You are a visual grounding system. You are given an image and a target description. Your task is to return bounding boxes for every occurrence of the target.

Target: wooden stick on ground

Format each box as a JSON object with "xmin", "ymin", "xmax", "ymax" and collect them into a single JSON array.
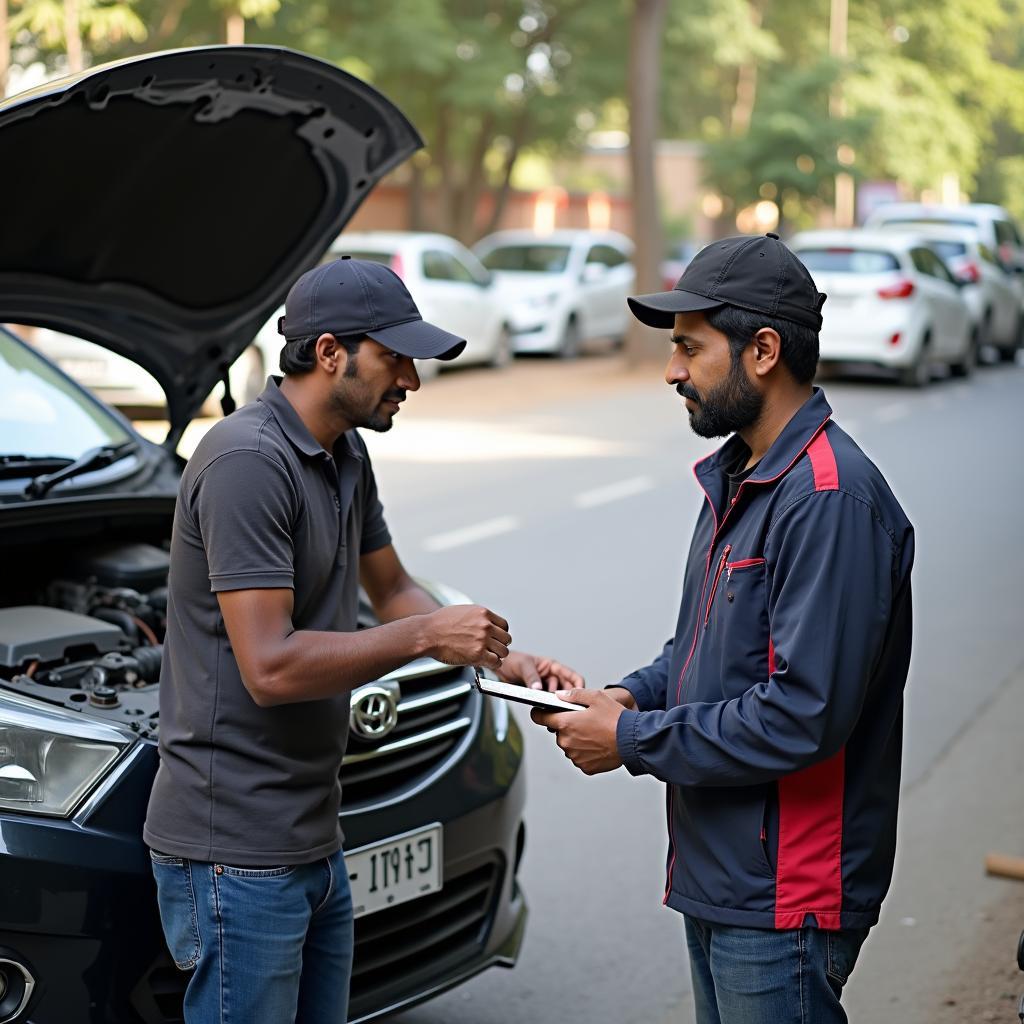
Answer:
[{"xmin": 985, "ymin": 853, "xmax": 1024, "ymax": 881}]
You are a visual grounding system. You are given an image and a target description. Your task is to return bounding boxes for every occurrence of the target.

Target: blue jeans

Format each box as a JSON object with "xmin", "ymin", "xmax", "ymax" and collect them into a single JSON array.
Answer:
[
  {"xmin": 684, "ymin": 916, "xmax": 869, "ymax": 1024},
  {"xmin": 150, "ymin": 848, "xmax": 354, "ymax": 1024}
]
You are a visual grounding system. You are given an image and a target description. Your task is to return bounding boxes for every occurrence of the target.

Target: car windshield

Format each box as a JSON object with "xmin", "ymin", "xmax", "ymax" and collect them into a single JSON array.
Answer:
[
  {"xmin": 796, "ymin": 248, "xmax": 901, "ymax": 273},
  {"xmin": 0, "ymin": 328, "xmax": 132, "ymax": 461},
  {"xmin": 481, "ymin": 245, "xmax": 572, "ymax": 274}
]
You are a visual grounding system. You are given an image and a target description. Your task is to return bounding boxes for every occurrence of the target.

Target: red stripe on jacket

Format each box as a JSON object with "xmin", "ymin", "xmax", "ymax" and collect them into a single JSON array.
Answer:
[
  {"xmin": 769, "ymin": 629, "xmax": 846, "ymax": 930},
  {"xmin": 806, "ymin": 430, "xmax": 839, "ymax": 492}
]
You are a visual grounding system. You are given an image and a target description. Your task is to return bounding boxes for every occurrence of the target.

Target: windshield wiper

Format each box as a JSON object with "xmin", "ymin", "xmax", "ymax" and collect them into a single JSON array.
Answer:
[
  {"xmin": 23, "ymin": 440, "xmax": 139, "ymax": 499},
  {"xmin": 0, "ymin": 453, "xmax": 76, "ymax": 479}
]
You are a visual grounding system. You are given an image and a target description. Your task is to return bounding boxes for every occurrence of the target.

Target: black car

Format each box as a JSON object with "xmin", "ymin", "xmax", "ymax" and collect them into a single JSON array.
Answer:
[{"xmin": 0, "ymin": 47, "xmax": 526, "ymax": 1024}]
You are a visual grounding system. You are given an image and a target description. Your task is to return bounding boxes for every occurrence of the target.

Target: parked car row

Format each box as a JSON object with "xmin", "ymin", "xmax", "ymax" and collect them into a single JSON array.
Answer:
[
  {"xmin": 790, "ymin": 202, "xmax": 1024, "ymax": 386},
  {"xmin": 29, "ymin": 226, "xmax": 638, "ymax": 417}
]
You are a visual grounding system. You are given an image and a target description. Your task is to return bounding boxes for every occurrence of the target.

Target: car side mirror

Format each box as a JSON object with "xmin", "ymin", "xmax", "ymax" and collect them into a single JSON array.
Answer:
[
  {"xmin": 581, "ymin": 262, "xmax": 607, "ymax": 283},
  {"xmin": 478, "ymin": 270, "xmax": 494, "ymax": 287}
]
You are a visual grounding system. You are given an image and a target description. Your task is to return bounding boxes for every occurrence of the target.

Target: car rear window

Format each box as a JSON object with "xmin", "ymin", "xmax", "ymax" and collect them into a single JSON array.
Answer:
[
  {"xmin": 481, "ymin": 245, "xmax": 572, "ymax": 273},
  {"xmin": 796, "ymin": 248, "xmax": 901, "ymax": 273},
  {"xmin": 928, "ymin": 240, "xmax": 968, "ymax": 259}
]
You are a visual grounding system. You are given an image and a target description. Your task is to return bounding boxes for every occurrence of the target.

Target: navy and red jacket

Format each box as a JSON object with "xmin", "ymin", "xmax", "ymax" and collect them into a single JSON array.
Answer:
[{"xmin": 615, "ymin": 388, "xmax": 914, "ymax": 931}]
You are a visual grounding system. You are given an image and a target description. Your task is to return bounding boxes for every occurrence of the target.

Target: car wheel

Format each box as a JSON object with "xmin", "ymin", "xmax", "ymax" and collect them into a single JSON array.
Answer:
[
  {"xmin": 488, "ymin": 325, "xmax": 514, "ymax": 368},
  {"xmin": 557, "ymin": 316, "xmax": 581, "ymax": 359},
  {"xmin": 950, "ymin": 329, "xmax": 977, "ymax": 378},
  {"xmin": 899, "ymin": 333, "xmax": 931, "ymax": 388}
]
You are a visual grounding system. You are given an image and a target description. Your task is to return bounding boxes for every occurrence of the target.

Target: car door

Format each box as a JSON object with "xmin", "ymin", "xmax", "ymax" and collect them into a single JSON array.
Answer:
[
  {"xmin": 911, "ymin": 247, "xmax": 968, "ymax": 357},
  {"xmin": 420, "ymin": 247, "xmax": 491, "ymax": 361},
  {"xmin": 580, "ymin": 244, "xmax": 629, "ymax": 339}
]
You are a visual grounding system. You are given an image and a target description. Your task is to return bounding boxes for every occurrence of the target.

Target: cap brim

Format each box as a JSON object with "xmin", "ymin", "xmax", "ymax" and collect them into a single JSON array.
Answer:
[
  {"xmin": 627, "ymin": 289, "xmax": 723, "ymax": 329},
  {"xmin": 366, "ymin": 318, "xmax": 467, "ymax": 360}
]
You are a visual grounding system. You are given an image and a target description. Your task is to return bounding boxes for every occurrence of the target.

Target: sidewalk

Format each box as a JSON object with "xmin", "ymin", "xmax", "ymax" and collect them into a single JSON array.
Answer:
[{"xmin": 845, "ymin": 662, "xmax": 1024, "ymax": 1022}]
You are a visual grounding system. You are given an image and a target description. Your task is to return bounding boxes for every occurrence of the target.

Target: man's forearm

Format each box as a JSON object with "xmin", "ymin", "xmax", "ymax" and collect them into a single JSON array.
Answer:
[
  {"xmin": 373, "ymin": 580, "xmax": 441, "ymax": 623},
  {"xmin": 250, "ymin": 615, "xmax": 434, "ymax": 707}
]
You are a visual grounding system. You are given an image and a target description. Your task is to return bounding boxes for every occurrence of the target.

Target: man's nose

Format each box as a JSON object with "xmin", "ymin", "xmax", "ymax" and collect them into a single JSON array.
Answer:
[
  {"xmin": 665, "ymin": 353, "xmax": 690, "ymax": 387},
  {"xmin": 398, "ymin": 357, "xmax": 421, "ymax": 391}
]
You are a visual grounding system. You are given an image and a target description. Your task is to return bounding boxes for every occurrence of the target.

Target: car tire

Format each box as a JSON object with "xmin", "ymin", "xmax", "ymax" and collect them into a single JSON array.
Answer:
[
  {"xmin": 557, "ymin": 316, "xmax": 581, "ymax": 359},
  {"xmin": 488, "ymin": 326, "xmax": 514, "ymax": 368},
  {"xmin": 899, "ymin": 333, "xmax": 931, "ymax": 388},
  {"xmin": 949, "ymin": 329, "xmax": 977, "ymax": 378}
]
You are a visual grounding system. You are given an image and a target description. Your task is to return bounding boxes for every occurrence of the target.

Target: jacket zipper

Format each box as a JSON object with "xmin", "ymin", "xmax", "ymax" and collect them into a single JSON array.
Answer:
[{"xmin": 703, "ymin": 544, "xmax": 731, "ymax": 629}]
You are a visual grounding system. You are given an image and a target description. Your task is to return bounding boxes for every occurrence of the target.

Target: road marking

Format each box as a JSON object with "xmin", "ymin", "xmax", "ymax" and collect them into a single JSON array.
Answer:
[
  {"xmin": 423, "ymin": 516, "xmax": 520, "ymax": 552},
  {"xmin": 574, "ymin": 476, "xmax": 655, "ymax": 509},
  {"xmin": 876, "ymin": 402, "xmax": 909, "ymax": 423}
]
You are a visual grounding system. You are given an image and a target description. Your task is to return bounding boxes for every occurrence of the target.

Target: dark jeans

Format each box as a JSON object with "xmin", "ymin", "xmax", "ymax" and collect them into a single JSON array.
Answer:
[
  {"xmin": 684, "ymin": 915, "xmax": 869, "ymax": 1024},
  {"xmin": 150, "ymin": 848, "xmax": 353, "ymax": 1024}
]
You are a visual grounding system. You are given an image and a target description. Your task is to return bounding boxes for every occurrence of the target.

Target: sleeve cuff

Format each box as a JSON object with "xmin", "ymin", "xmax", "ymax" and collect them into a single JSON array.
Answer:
[
  {"xmin": 210, "ymin": 570, "xmax": 294, "ymax": 592},
  {"xmin": 616, "ymin": 709, "xmax": 646, "ymax": 776},
  {"xmin": 360, "ymin": 527, "xmax": 392, "ymax": 555}
]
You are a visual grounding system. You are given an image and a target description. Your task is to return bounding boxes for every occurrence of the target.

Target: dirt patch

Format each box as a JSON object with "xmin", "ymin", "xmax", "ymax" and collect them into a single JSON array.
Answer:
[{"xmin": 929, "ymin": 882, "xmax": 1024, "ymax": 1022}]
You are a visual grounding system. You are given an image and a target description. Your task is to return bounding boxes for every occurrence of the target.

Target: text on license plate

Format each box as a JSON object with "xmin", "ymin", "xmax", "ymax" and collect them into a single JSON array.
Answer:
[{"xmin": 346, "ymin": 824, "xmax": 443, "ymax": 919}]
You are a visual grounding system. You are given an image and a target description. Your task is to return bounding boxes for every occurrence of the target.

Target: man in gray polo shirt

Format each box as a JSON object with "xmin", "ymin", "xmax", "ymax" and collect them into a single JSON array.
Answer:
[{"xmin": 144, "ymin": 257, "xmax": 582, "ymax": 1024}]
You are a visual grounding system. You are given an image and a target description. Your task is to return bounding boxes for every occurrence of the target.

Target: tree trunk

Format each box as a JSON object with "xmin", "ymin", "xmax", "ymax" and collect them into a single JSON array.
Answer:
[
  {"xmin": 729, "ymin": 1, "xmax": 764, "ymax": 136},
  {"xmin": 433, "ymin": 104, "xmax": 455, "ymax": 234},
  {"xmin": 478, "ymin": 109, "xmax": 530, "ymax": 240},
  {"xmin": 626, "ymin": 0, "xmax": 668, "ymax": 364},
  {"xmin": 407, "ymin": 158, "xmax": 426, "ymax": 231},
  {"xmin": 0, "ymin": 0, "xmax": 9, "ymax": 98},
  {"xmin": 65, "ymin": 0, "xmax": 83, "ymax": 73},
  {"xmin": 452, "ymin": 111, "xmax": 498, "ymax": 243},
  {"xmin": 225, "ymin": 10, "xmax": 245, "ymax": 45}
]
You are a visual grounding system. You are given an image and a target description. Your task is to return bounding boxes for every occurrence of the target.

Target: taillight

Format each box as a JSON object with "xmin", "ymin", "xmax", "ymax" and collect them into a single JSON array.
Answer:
[
  {"xmin": 878, "ymin": 279, "xmax": 915, "ymax": 299},
  {"xmin": 888, "ymin": 332, "xmax": 902, "ymax": 346},
  {"xmin": 958, "ymin": 262, "xmax": 981, "ymax": 284},
  {"xmin": 390, "ymin": 252, "xmax": 405, "ymax": 280}
]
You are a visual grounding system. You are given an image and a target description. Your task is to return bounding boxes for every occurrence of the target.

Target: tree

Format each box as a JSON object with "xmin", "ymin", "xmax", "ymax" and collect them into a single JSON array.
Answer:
[
  {"xmin": 626, "ymin": 0, "xmax": 668, "ymax": 362},
  {"xmin": 9, "ymin": 0, "xmax": 146, "ymax": 72}
]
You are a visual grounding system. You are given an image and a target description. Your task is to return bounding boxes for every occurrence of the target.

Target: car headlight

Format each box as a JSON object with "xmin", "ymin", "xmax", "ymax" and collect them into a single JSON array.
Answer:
[
  {"xmin": 525, "ymin": 292, "xmax": 560, "ymax": 310},
  {"xmin": 0, "ymin": 693, "xmax": 130, "ymax": 817}
]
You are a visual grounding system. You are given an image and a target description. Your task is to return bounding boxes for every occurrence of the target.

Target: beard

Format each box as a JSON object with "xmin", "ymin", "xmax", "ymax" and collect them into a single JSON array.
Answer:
[
  {"xmin": 677, "ymin": 357, "xmax": 763, "ymax": 439},
  {"xmin": 329, "ymin": 361, "xmax": 406, "ymax": 433}
]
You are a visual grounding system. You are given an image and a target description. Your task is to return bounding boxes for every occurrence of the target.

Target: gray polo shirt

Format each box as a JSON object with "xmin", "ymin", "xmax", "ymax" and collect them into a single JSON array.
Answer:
[{"xmin": 143, "ymin": 378, "xmax": 391, "ymax": 865}]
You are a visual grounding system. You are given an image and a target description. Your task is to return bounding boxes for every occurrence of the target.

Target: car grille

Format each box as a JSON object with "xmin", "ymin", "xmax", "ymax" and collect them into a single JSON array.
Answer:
[
  {"xmin": 341, "ymin": 661, "xmax": 476, "ymax": 808},
  {"xmin": 349, "ymin": 857, "xmax": 503, "ymax": 1020}
]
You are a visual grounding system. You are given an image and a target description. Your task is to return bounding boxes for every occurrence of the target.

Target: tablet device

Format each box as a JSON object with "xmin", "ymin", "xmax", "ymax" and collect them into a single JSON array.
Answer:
[{"xmin": 472, "ymin": 673, "xmax": 584, "ymax": 713}]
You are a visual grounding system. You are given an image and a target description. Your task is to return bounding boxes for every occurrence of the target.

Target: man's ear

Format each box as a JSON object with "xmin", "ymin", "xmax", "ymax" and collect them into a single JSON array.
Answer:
[
  {"xmin": 750, "ymin": 327, "xmax": 783, "ymax": 378},
  {"xmin": 315, "ymin": 333, "xmax": 341, "ymax": 374}
]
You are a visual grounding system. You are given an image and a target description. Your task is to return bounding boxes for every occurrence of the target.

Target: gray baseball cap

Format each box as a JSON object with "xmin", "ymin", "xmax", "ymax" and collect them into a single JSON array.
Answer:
[{"xmin": 278, "ymin": 256, "xmax": 467, "ymax": 360}]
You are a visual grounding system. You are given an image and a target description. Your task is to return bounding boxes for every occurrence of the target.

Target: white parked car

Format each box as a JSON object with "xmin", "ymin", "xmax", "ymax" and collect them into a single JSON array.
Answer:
[
  {"xmin": 878, "ymin": 224, "xmax": 1022, "ymax": 360},
  {"xmin": 864, "ymin": 202, "xmax": 1024, "ymax": 282},
  {"xmin": 473, "ymin": 229, "xmax": 635, "ymax": 357},
  {"xmin": 322, "ymin": 231, "xmax": 513, "ymax": 370},
  {"xmin": 790, "ymin": 229, "xmax": 974, "ymax": 386}
]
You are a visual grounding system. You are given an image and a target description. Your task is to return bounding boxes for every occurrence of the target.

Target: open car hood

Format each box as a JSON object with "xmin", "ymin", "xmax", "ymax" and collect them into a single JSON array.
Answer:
[{"xmin": 0, "ymin": 46, "xmax": 421, "ymax": 444}]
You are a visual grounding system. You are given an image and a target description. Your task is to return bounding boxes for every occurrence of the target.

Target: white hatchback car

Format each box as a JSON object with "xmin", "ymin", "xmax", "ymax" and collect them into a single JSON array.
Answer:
[
  {"xmin": 323, "ymin": 231, "xmax": 513, "ymax": 371},
  {"xmin": 473, "ymin": 230, "xmax": 635, "ymax": 357},
  {"xmin": 790, "ymin": 229, "xmax": 974, "ymax": 386}
]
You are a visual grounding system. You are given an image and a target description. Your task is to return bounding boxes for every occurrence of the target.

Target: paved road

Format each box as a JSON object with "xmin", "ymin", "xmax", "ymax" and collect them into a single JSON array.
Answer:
[{"xmin": 345, "ymin": 353, "xmax": 1024, "ymax": 1024}]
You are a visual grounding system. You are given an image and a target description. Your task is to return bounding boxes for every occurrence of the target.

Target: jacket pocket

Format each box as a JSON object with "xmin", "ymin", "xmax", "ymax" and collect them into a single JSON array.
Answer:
[{"xmin": 704, "ymin": 557, "xmax": 769, "ymax": 700}]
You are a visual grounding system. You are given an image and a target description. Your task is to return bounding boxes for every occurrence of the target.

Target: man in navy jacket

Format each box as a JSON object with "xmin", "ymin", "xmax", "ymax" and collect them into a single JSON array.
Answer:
[{"xmin": 535, "ymin": 234, "xmax": 914, "ymax": 1023}]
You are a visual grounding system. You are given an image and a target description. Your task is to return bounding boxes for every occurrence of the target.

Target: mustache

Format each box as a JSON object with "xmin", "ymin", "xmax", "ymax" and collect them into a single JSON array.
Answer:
[
  {"xmin": 676, "ymin": 383, "xmax": 701, "ymax": 403},
  {"xmin": 383, "ymin": 389, "xmax": 407, "ymax": 403}
]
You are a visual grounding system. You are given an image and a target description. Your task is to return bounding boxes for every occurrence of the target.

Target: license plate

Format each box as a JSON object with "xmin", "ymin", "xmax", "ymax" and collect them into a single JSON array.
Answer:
[{"xmin": 346, "ymin": 824, "xmax": 443, "ymax": 919}]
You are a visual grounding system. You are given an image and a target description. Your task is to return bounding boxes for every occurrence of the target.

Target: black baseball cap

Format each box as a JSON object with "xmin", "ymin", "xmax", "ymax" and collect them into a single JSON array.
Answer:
[
  {"xmin": 278, "ymin": 256, "xmax": 467, "ymax": 360},
  {"xmin": 628, "ymin": 233, "xmax": 827, "ymax": 331}
]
